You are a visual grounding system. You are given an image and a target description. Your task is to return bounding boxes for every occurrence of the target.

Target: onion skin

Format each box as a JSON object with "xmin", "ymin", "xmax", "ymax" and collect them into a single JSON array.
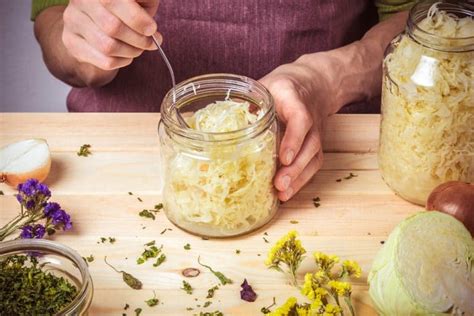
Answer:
[{"xmin": 426, "ymin": 181, "xmax": 474, "ymax": 236}]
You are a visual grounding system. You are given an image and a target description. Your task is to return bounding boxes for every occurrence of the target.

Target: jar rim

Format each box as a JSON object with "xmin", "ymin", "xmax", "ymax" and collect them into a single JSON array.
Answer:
[
  {"xmin": 159, "ymin": 73, "xmax": 276, "ymax": 143},
  {"xmin": 0, "ymin": 239, "xmax": 93, "ymax": 314},
  {"xmin": 407, "ymin": 0, "xmax": 474, "ymax": 52}
]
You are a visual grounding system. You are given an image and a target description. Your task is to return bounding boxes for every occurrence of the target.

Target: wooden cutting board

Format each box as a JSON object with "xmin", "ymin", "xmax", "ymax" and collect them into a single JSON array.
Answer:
[{"xmin": 0, "ymin": 113, "xmax": 423, "ymax": 315}]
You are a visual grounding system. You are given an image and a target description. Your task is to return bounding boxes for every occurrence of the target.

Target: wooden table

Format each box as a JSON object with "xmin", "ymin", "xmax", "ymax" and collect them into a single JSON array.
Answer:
[{"xmin": 0, "ymin": 114, "xmax": 423, "ymax": 315}]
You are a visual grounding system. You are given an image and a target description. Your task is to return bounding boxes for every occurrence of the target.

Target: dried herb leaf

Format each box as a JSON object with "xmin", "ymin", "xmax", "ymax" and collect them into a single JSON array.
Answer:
[
  {"xmin": 85, "ymin": 255, "xmax": 94, "ymax": 262},
  {"xmin": 139, "ymin": 209, "xmax": 155, "ymax": 220},
  {"xmin": 109, "ymin": 237, "xmax": 116, "ymax": 244},
  {"xmin": 235, "ymin": 249, "xmax": 241, "ymax": 254},
  {"xmin": 124, "ymin": 303, "xmax": 130, "ymax": 310},
  {"xmin": 206, "ymin": 285, "xmax": 219, "ymax": 299},
  {"xmin": 145, "ymin": 291, "xmax": 159, "ymax": 307},
  {"xmin": 344, "ymin": 172, "xmax": 358, "ymax": 180},
  {"xmin": 199, "ymin": 311, "xmax": 223, "ymax": 316},
  {"xmin": 290, "ymin": 220, "xmax": 299, "ymax": 224},
  {"xmin": 137, "ymin": 197, "xmax": 143, "ymax": 202},
  {"xmin": 198, "ymin": 257, "xmax": 232, "ymax": 286},
  {"xmin": 263, "ymin": 237, "xmax": 269, "ymax": 243},
  {"xmin": 144, "ymin": 240, "xmax": 156, "ymax": 246},
  {"xmin": 184, "ymin": 243, "xmax": 191, "ymax": 250},
  {"xmin": 203, "ymin": 301, "xmax": 212, "ymax": 308},
  {"xmin": 154, "ymin": 203, "xmax": 163, "ymax": 210},
  {"xmin": 181, "ymin": 280, "xmax": 193, "ymax": 294},
  {"xmin": 160, "ymin": 228, "xmax": 172, "ymax": 235},
  {"xmin": 134, "ymin": 307, "xmax": 142, "ymax": 316},
  {"xmin": 260, "ymin": 297, "xmax": 276, "ymax": 314},
  {"xmin": 77, "ymin": 144, "xmax": 91, "ymax": 157},
  {"xmin": 104, "ymin": 256, "xmax": 142, "ymax": 290},
  {"xmin": 128, "ymin": 192, "xmax": 133, "ymax": 195},
  {"xmin": 0, "ymin": 190, "xmax": 4, "ymax": 195},
  {"xmin": 153, "ymin": 254, "xmax": 166, "ymax": 267}
]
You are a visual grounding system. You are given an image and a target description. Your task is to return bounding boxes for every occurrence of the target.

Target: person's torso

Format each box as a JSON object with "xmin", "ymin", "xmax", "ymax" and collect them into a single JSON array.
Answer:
[{"xmin": 67, "ymin": 0, "xmax": 378, "ymax": 112}]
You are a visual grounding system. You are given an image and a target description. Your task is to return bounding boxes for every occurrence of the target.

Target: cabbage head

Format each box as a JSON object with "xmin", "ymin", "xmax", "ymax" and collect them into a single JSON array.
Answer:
[{"xmin": 368, "ymin": 211, "xmax": 474, "ymax": 315}]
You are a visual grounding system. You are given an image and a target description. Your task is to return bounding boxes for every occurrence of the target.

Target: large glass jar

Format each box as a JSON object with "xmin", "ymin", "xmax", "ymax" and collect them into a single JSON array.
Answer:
[
  {"xmin": 158, "ymin": 74, "xmax": 279, "ymax": 237},
  {"xmin": 379, "ymin": 0, "xmax": 474, "ymax": 205}
]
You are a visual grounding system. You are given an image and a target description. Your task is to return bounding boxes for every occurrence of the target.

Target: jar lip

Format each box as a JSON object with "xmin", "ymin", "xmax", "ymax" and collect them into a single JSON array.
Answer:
[
  {"xmin": 0, "ymin": 239, "xmax": 93, "ymax": 314},
  {"xmin": 160, "ymin": 73, "xmax": 276, "ymax": 143},
  {"xmin": 407, "ymin": 0, "xmax": 474, "ymax": 51}
]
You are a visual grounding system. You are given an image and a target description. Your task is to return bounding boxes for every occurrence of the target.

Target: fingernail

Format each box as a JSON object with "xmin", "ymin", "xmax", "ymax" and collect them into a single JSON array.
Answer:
[
  {"xmin": 145, "ymin": 25, "xmax": 157, "ymax": 36},
  {"xmin": 285, "ymin": 187, "xmax": 294, "ymax": 200},
  {"xmin": 285, "ymin": 150, "xmax": 294, "ymax": 165},
  {"xmin": 281, "ymin": 175, "xmax": 291, "ymax": 190}
]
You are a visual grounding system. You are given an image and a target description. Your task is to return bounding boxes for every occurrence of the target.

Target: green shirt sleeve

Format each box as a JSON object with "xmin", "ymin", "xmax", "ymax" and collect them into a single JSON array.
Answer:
[
  {"xmin": 31, "ymin": 0, "xmax": 69, "ymax": 21},
  {"xmin": 375, "ymin": 0, "xmax": 419, "ymax": 21}
]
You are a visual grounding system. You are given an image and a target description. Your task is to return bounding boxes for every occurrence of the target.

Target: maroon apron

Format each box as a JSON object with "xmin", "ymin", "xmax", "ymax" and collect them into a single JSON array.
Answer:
[{"xmin": 67, "ymin": 0, "xmax": 379, "ymax": 112}]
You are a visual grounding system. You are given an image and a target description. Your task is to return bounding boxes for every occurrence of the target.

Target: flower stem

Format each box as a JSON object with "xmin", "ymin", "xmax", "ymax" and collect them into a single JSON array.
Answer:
[{"xmin": 345, "ymin": 296, "xmax": 356, "ymax": 316}]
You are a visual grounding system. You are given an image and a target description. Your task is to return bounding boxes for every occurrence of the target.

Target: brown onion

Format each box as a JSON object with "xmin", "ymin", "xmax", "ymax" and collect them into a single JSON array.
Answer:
[{"xmin": 426, "ymin": 181, "xmax": 474, "ymax": 236}]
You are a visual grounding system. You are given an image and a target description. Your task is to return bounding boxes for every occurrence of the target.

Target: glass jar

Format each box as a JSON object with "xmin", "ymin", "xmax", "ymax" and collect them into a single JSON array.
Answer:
[
  {"xmin": 158, "ymin": 74, "xmax": 279, "ymax": 237},
  {"xmin": 0, "ymin": 239, "xmax": 93, "ymax": 315},
  {"xmin": 379, "ymin": 0, "xmax": 474, "ymax": 205}
]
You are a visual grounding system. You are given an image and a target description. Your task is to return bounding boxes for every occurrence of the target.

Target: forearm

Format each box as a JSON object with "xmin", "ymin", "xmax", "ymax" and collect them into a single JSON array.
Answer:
[
  {"xmin": 34, "ymin": 6, "xmax": 117, "ymax": 87},
  {"xmin": 296, "ymin": 11, "xmax": 409, "ymax": 115}
]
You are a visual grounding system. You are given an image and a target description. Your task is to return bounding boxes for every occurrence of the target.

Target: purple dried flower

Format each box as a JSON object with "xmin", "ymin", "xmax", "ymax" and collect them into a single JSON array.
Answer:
[
  {"xmin": 20, "ymin": 224, "xmax": 46, "ymax": 239},
  {"xmin": 44, "ymin": 202, "xmax": 61, "ymax": 218},
  {"xmin": 16, "ymin": 179, "xmax": 51, "ymax": 211},
  {"xmin": 240, "ymin": 279, "xmax": 257, "ymax": 302},
  {"xmin": 52, "ymin": 209, "xmax": 73, "ymax": 231}
]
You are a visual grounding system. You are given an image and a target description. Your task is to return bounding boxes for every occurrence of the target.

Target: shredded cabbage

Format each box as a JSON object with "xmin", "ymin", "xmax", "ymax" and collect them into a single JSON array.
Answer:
[
  {"xmin": 379, "ymin": 4, "xmax": 474, "ymax": 205},
  {"xmin": 163, "ymin": 100, "xmax": 277, "ymax": 237}
]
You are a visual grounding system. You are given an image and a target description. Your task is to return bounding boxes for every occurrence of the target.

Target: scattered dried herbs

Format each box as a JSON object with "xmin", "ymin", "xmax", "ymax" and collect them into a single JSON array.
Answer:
[
  {"xmin": 153, "ymin": 254, "xmax": 166, "ymax": 267},
  {"xmin": 137, "ymin": 197, "xmax": 143, "ymax": 202},
  {"xmin": 240, "ymin": 279, "xmax": 257, "ymax": 302},
  {"xmin": 124, "ymin": 303, "xmax": 130, "ymax": 310},
  {"xmin": 344, "ymin": 172, "xmax": 358, "ymax": 180},
  {"xmin": 184, "ymin": 243, "xmax": 191, "ymax": 250},
  {"xmin": 77, "ymin": 144, "xmax": 92, "ymax": 157},
  {"xmin": 104, "ymin": 256, "xmax": 142, "ymax": 290},
  {"xmin": 0, "ymin": 255, "xmax": 78, "ymax": 314},
  {"xmin": 203, "ymin": 301, "xmax": 212, "ymax": 308},
  {"xmin": 181, "ymin": 280, "xmax": 193, "ymax": 294},
  {"xmin": 235, "ymin": 249, "xmax": 241, "ymax": 254},
  {"xmin": 0, "ymin": 190, "xmax": 4, "ymax": 195},
  {"xmin": 138, "ymin": 204, "xmax": 163, "ymax": 220},
  {"xmin": 199, "ymin": 311, "xmax": 223, "ymax": 316},
  {"xmin": 290, "ymin": 220, "xmax": 299, "ymax": 224},
  {"xmin": 380, "ymin": 240, "xmax": 385, "ymax": 244},
  {"xmin": 263, "ymin": 237, "xmax": 269, "ymax": 243},
  {"xmin": 206, "ymin": 285, "xmax": 219, "ymax": 299},
  {"xmin": 260, "ymin": 297, "xmax": 276, "ymax": 314},
  {"xmin": 182, "ymin": 268, "xmax": 200, "ymax": 278},
  {"xmin": 128, "ymin": 192, "xmax": 133, "ymax": 195},
  {"xmin": 313, "ymin": 197, "xmax": 321, "ymax": 207},
  {"xmin": 198, "ymin": 257, "xmax": 232, "ymax": 286},
  {"xmin": 134, "ymin": 307, "xmax": 142, "ymax": 316},
  {"xmin": 336, "ymin": 178, "xmax": 342, "ymax": 182},
  {"xmin": 186, "ymin": 307, "xmax": 194, "ymax": 311},
  {"xmin": 145, "ymin": 291, "xmax": 159, "ymax": 307},
  {"xmin": 98, "ymin": 237, "xmax": 116, "ymax": 244},
  {"xmin": 160, "ymin": 228, "xmax": 172, "ymax": 235},
  {"xmin": 137, "ymin": 243, "xmax": 163, "ymax": 265},
  {"xmin": 139, "ymin": 209, "xmax": 156, "ymax": 220},
  {"xmin": 83, "ymin": 254, "xmax": 94, "ymax": 263}
]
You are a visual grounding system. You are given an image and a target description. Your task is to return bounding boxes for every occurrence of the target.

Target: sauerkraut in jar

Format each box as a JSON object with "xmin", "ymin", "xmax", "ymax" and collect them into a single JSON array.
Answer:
[
  {"xmin": 379, "ymin": 1, "xmax": 474, "ymax": 205},
  {"xmin": 158, "ymin": 74, "xmax": 279, "ymax": 237}
]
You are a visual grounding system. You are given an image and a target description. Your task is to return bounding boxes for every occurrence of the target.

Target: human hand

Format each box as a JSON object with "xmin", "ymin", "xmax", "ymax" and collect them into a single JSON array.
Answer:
[
  {"xmin": 260, "ymin": 58, "xmax": 336, "ymax": 201},
  {"xmin": 62, "ymin": 0, "xmax": 160, "ymax": 72}
]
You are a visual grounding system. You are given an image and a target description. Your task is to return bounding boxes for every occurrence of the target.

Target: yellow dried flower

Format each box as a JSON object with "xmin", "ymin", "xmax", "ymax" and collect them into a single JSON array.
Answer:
[
  {"xmin": 328, "ymin": 280, "xmax": 352, "ymax": 297},
  {"xmin": 302, "ymin": 273, "xmax": 328, "ymax": 301},
  {"xmin": 323, "ymin": 303, "xmax": 342, "ymax": 316},
  {"xmin": 265, "ymin": 230, "xmax": 306, "ymax": 286},
  {"xmin": 313, "ymin": 252, "xmax": 339, "ymax": 271},
  {"xmin": 342, "ymin": 260, "xmax": 361, "ymax": 278},
  {"xmin": 268, "ymin": 297, "xmax": 298, "ymax": 316}
]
